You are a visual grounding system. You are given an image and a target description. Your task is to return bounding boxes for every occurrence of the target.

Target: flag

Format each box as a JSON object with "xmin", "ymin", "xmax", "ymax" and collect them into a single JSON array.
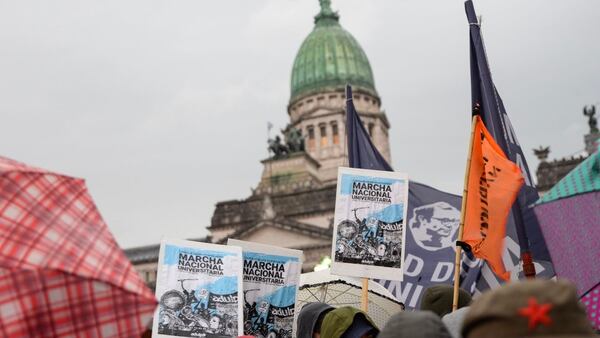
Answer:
[
  {"xmin": 465, "ymin": 1, "xmax": 554, "ymax": 285},
  {"xmin": 462, "ymin": 116, "xmax": 524, "ymax": 281},
  {"xmin": 346, "ymin": 85, "xmax": 392, "ymax": 171},
  {"xmin": 345, "ymin": 85, "xmax": 483, "ymax": 308}
]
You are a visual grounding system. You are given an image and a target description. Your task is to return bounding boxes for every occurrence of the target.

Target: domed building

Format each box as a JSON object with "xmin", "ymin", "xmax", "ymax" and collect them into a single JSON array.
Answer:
[
  {"xmin": 125, "ymin": 0, "xmax": 393, "ymax": 280},
  {"xmin": 207, "ymin": 0, "xmax": 392, "ymax": 269},
  {"xmin": 288, "ymin": 0, "xmax": 391, "ymax": 183}
]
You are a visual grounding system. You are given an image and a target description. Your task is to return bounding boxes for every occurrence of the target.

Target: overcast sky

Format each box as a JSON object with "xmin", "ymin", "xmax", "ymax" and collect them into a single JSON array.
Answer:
[{"xmin": 1, "ymin": 0, "xmax": 598, "ymax": 249}]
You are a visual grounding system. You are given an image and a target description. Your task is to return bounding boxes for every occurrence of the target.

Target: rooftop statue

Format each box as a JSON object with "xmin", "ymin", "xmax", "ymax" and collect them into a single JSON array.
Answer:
[
  {"xmin": 267, "ymin": 127, "xmax": 305, "ymax": 159},
  {"xmin": 267, "ymin": 136, "xmax": 289, "ymax": 159},
  {"xmin": 583, "ymin": 105, "xmax": 598, "ymax": 133},
  {"xmin": 533, "ymin": 146, "xmax": 550, "ymax": 161},
  {"xmin": 285, "ymin": 127, "xmax": 305, "ymax": 153}
]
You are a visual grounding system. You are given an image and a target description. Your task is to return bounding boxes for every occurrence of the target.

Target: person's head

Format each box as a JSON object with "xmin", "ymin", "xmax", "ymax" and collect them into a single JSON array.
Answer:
[
  {"xmin": 339, "ymin": 221, "xmax": 357, "ymax": 239},
  {"xmin": 420, "ymin": 285, "xmax": 472, "ymax": 317},
  {"xmin": 162, "ymin": 294, "xmax": 184, "ymax": 310},
  {"xmin": 379, "ymin": 311, "xmax": 452, "ymax": 338},
  {"xmin": 296, "ymin": 302, "xmax": 334, "ymax": 338},
  {"xmin": 462, "ymin": 279, "xmax": 596, "ymax": 338},
  {"xmin": 410, "ymin": 202, "xmax": 460, "ymax": 250},
  {"xmin": 416, "ymin": 203, "xmax": 458, "ymax": 236},
  {"xmin": 320, "ymin": 306, "xmax": 378, "ymax": 338}
]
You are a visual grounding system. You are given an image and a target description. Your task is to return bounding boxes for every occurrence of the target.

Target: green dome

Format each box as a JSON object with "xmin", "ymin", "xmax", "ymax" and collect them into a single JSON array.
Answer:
[{"xmin": 290, "ymin": 0, "xmax": 378, "ymax": 104}]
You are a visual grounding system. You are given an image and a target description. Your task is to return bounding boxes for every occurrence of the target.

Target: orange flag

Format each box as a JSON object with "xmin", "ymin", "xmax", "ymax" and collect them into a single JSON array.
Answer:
[{"xmin": 463, "ymin": 116, "xmax": 524, "ymax": 281}]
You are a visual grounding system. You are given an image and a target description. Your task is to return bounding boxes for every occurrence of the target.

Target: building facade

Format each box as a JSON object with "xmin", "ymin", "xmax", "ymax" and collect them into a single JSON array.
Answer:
[
  {"xmin": 125, "ymin": 0, "xmax": 392, "ymax": 284},
  {"xmin": 204, "ymin": 0, "xmax": 392, "ymax": 269},
  {"xmin": 534, "ymin": 106, "xmax": 599, "ymax": 194},
  {"xmin": 125, "ymin": 0, "xmax": 600, "ymax": 288}
]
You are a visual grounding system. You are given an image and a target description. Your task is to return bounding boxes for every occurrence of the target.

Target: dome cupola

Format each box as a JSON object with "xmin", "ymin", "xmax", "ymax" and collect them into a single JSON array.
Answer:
[{"xmin": 289, "ymin": 0, "xmax": 378, "ymax": 105}]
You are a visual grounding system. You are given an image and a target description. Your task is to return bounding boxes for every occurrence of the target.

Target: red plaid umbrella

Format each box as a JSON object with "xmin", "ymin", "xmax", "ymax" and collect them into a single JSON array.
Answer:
[{"xmin": 0, "ymin": 156, "xmax": 157, "ymax": 337}]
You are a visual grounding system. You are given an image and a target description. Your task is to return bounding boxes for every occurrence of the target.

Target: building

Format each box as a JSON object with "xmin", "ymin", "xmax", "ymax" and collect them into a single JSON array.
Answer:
[
  {"xmin": 125, "ymin": 0, "xmax": 392, "ymax": 285},
  {"xmin": 125, "ymin": 0, "xmax": 599, "ymax": 288},
  {"xmin": 534, "ymin": 105, "xmax": 599, "ymax": 194}
]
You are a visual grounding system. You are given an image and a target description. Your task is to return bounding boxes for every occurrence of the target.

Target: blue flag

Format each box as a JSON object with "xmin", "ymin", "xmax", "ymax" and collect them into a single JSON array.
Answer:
[
  {"xmin": 465, "ymin": 0, "xmax": 554, "ymax": 288},
  {"xmin": 346, "ymin": 86, "xmax": 393, "ymax": 172},
  {"xmin": 346, "ymin": 85, "xmax": 482, "ymax": 309}
]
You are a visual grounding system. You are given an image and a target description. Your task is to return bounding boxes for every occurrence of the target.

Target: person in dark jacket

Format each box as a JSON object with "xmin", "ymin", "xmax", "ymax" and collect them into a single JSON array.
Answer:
[
  {"xmin": 320, "ymin": 306, "xmax": 378, "ymax": 338},
  {"xmin": 296, "ymin": 302, "xmax": 334, "ymax": 338}
]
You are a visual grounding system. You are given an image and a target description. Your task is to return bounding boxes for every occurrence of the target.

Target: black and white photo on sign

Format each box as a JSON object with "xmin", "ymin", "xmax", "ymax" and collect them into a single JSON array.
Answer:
[
  {"xmin": 331, "ymin": 167, "xmax": 409, "ymax": 281},
  {"xmin": 152, "ymin": 239, "xmax": 244, "ymax": 338}
]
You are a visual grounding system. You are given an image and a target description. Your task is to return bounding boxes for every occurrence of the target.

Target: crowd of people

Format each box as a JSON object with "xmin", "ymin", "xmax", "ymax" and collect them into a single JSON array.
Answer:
[{"xmin": 293, "ymin": 279, "xmax": 598, "ymax": 338}]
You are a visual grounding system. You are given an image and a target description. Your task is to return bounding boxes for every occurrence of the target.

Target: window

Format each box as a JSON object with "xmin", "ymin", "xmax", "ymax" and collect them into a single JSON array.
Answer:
[
  {"xmin": 307, "ymin": 126, "xmax": 315, "ymax": 151},
  {"xmin": 368, "ymin": 123, "xmax": 375, "ymax": 137},
  {"xmin": 331, "ymin": 122, "xmax": 339, "ymax": 145},
  {"xmin": 320, "ymin": 124, "xmax": 328, "ymax": 147}
]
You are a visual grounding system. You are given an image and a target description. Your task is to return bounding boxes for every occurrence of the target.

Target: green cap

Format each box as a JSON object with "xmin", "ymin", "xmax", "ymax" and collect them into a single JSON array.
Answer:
[
  {"xmin": 420, "ymin": 284, "xmax": 472, "ymax": 317},
  {"xmin": 320, "ymin": 306, "xmax": 379, "ymax": 338}
]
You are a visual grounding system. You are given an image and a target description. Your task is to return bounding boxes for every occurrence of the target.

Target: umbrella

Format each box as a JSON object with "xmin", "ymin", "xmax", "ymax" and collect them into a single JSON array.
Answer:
[
  {"xmin": 534, "ymin": 151, "xmax": 600, "ymax": 328},
  {"xmin": 0, "ymin": 156, "xmax": 157, "ymax": 337},
  {"xmin": 296, "ymin": 269, "xmax": 403, "ymax": 329}
]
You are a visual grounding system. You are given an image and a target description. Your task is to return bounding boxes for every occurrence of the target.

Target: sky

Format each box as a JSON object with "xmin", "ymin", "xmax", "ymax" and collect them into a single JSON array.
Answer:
[{"xmin": 1, "ymin": 0, "xmax": 598, "ymax": 249}]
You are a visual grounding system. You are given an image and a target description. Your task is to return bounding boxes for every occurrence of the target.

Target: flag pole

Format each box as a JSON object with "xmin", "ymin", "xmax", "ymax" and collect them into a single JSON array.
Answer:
[
  {"xmin": 453, "ymin": 115, "xmax": 478, "ymax": 311},
  {"xmin": 361, "ymin": 278, "xmax": 369, "ymax": 312}
]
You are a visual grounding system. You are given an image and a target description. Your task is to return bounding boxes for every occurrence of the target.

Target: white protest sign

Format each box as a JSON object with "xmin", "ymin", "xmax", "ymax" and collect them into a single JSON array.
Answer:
[
  {"xmin": 152, "ymin": 239, "xmax": 243, "ymax": 338},
  {"xmin": 331, "ymin": 167, "xmax": 408, "ymax": 281},
  {"xmin": 228, "ymin": 239, "xmax": 302, "ymax": 338}
]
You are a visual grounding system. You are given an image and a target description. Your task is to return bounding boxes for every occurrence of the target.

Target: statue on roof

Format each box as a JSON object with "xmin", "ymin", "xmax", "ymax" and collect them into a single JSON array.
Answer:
[
  {"xmin": 319, "ymin": 0, "xmax": 333, "ymax": 13},
  {"xmin": 583, "ymin": 105, "xmax": 598, "ymax": 133},
  {"xmin": 533, "ymin": 146, "xmax": 550, "ymax": 162},
  {"xmin": 267, "ymin": 136, "xmax": 289, "ymax": 159},
  {"xmin": 285, "ymin": 127, "xmax": 305, "ymax": 153},
  {"xmin": 267, "ymin": 126, "xmax": 305, "ymax": 159},
  {"xmin": 314, "ymin": 0, "xmax": 339, "ymax": 23}
]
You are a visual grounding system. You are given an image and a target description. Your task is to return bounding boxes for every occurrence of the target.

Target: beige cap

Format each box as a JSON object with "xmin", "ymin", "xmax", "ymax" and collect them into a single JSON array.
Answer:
[{"xmin": 462, "ymin": 279, "xmax": 596, "ymax": 338}]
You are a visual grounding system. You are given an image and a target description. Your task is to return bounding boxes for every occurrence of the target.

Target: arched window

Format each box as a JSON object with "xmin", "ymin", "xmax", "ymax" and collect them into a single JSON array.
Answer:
[
  {"xmin": 307, "ymin": 126, "xmax": 315, "ymax": 151},
  {"xmin": 331, "ymin": 122, "xmax": 339, "ymax": 145},
  {"xmin": 319, "ymin": 124, "xmax": 328, "ymax": 147},
  {"xmin": 368, "ymin": 123, "xmax": 375, "ymax": 137}
]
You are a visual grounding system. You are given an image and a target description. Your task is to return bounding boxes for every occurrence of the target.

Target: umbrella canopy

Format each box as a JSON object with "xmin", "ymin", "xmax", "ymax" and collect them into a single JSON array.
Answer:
[
  {"xmin": 296, "ymin": 269, "xmax": 403, "ymax": 329},
  {"xmin": 534, "ymin": 151, "xmax": 600, "ymax": 328},
  {"xmin": 0, "ymin": 156, "xmax": 157, "ymax": 337}
]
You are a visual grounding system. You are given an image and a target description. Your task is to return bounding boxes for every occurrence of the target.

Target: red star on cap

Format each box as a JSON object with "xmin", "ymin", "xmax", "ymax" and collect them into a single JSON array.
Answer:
[{"xmin": 518, "ymin": 297, "xmax": 553, "ymax": 330}]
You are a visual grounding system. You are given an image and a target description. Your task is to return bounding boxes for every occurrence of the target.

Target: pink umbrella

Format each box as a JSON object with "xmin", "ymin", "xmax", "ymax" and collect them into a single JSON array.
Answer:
[
  {"xmin": 0, "ymin": 156, "xmax": 156, "ymax": 337},
  {"xmin": 534, "ymin": 151, "xmax": 600, "ymax": 329}
]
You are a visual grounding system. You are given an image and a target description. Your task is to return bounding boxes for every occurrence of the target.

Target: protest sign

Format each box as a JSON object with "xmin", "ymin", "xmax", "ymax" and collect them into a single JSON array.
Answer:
[
  {"xmin": 152, "ymin": 239, "xmax": 243, "ymax": 338},
  {"xmin": 331, "ymin": 167, "xmax": 409, "ymax": 280},
  {"xmin": 227, "ymin": 239, "xmax": 303, "ymax": 338}
]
